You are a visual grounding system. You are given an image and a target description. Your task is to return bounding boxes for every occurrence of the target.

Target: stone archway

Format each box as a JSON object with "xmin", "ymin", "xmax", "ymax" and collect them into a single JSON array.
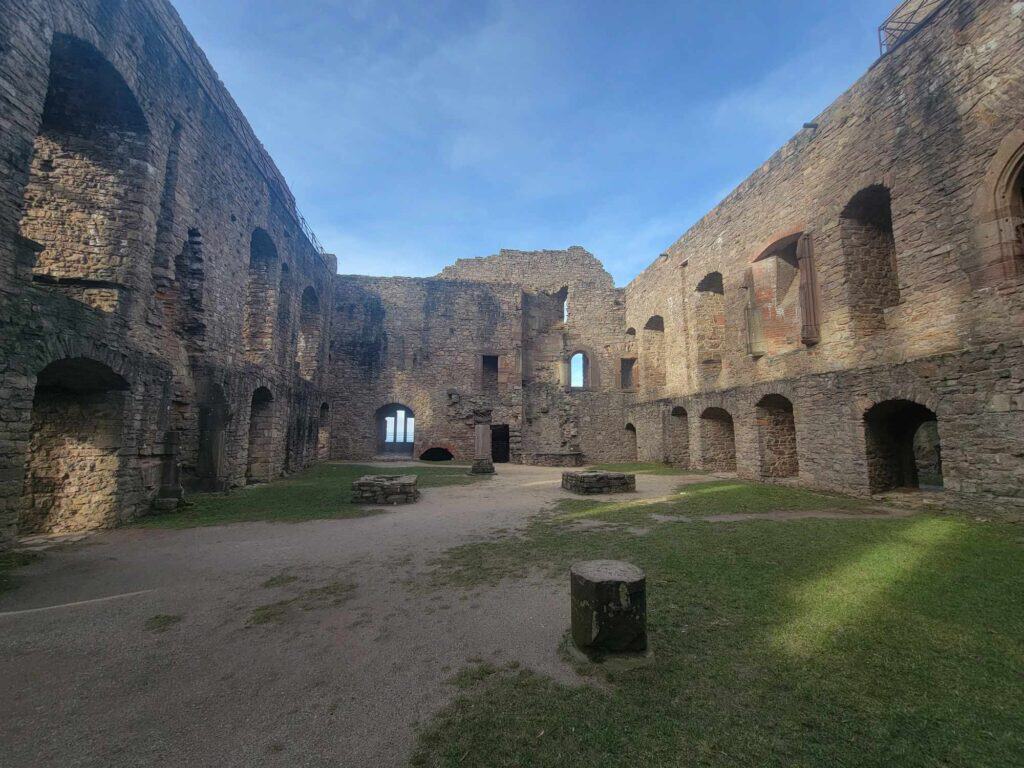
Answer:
[
  {"xmin": 864, "ymin": 400, "xmax": 943, "ymax": 492},
  {"xmin": 21, "ymin": 358, "xmax": 129, "ymax": 534},
  {"xmin": 755, "ymin": 395, "xmax": 798, "ymax": 479},
  {"xmin": 246, "ymin": 387, "xmax": 275, "ymax": 484},
  {"xmin": 700, "ymin": 407, "xmax": 736, "ymax": 472},
  {"xmin": 667, "ymin": 406, "xmax": 690, "ymax": 468}
]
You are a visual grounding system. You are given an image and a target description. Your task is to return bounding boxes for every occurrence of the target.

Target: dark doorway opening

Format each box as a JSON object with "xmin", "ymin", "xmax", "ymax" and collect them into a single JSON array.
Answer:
[
  {"xmin": 864, "ymin": 399, "xmax": 943, "ymax": 492},
  {"xmin": 420, "ymin": 447, "xmax": 454, "ymax": 462},
  {"xmin": 491, "ymin": 424, "xmax": 511, "ymax": 463}
]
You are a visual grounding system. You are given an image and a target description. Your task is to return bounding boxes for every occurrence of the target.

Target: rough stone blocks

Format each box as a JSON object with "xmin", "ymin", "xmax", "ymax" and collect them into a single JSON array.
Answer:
[
  {"xmin": 562, "ymin": 471, "xmax": 636, "ymax": 495},
  {"xmin": 352, "ymin": 475, "xmax": 420, "ymax": 505}
]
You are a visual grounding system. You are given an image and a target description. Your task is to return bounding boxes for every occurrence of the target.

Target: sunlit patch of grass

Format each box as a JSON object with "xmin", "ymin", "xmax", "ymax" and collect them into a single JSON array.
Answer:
[
  {"xmin": 134, "ymin": 463, "xmax": 486, "ymax": 529},
  {"xmin": 414, "ymin": 507, "xmax": 1024, "ymax": 767},
  {"xmin": 775, "ymin": 517, "xmax": 960, "ymax": 656},
  {"xmin": 589, "ymin": 462, "xmax": 696, "ymax": 476}
]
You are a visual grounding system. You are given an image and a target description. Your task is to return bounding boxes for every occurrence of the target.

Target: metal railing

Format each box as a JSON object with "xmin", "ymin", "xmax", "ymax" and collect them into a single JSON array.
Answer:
[{"xmin": 879, "ymin": 0, "xmax": 948, "ymax": 54}]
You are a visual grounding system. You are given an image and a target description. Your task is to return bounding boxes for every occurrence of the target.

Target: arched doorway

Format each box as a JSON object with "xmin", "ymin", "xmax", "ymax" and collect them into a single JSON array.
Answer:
[
  {"xmin": 700, "ymin": 407, "xmax": 736, "ymax": 472},
  {"xmin": 195, "ymin": 385, "xmax": 229, "ymax": 491},
  {"xmin": 317, "ymin": 403, "xmax": 330, "ymax": 460},
  {"xmin": 625, "ymin": 423, "xmax": 638, "ymax": 462},
  {"xmin": 667, "ymin": 406, "xmax": 690, "ymax": 468},
  {"xmin": 296, "ymin": 286, "xmax": 322, "ymax": 380},
  {"xmin": 641, "ymin": 315, "xmax": 666, "ymax": 387},
  {"xmin": 21, "ymin": 358, "xmax": 129, "ymax": 534},
  {"xmin": 864, "ymin": 400, "xmax": 943, "ymax": 492},
  {"xmin": 377, "ymin": 404, "xmax": 415, "ymax": 457},
  {"xmin": 420, "ymin": 447, "xmax": 454, "ymax": 462},
  {"xmin": 756, "ymin": 395, "xmax": 799, "ymax": 478},
  {"xmin": 246, "ymin": 387, "xmax": 274, "ymax": 484}
]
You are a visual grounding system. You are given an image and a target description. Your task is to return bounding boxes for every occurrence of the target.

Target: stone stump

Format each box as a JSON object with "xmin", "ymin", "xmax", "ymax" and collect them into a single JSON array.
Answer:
[
  {"xmin": 570, "ymin": 560, "xmax": 647, "ymax": 655},
  {"xmin": 562, "ymin": 471, "xmax": 636, "ymax": 495},
  {"xmin": 352, "ymin": 475, "xmax": 420, "ymax": 505}
]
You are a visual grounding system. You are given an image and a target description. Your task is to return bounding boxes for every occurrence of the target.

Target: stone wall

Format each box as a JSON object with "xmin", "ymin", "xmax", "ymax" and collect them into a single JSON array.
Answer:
[
  {"xmin": 622, "ymin": 0, "xmax": 1024, "ymax": 513},
  {"xmin": 0, "ymin": 0, "xmax": 335, "ymax": 544}
]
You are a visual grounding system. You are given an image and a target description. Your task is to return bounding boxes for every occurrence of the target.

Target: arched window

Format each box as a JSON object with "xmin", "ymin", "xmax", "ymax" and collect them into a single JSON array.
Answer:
[
  {"xmin": 244, "ymin": 229, "xmax": 279, "ymax": 361},
  {"xmin": 377, "ymin": 404, "xmax": 415, "ymax": 456},
  {"xmin": 970, "ymin": 132, "xmax": 1024, "ymax": 287},
  {"xmin": 569, "ymin": 352, "xmax": 589, "ymax": 389},
  {"xmin": 748, "ymin": 235, "xmax": 802, "ymax": 355},
  {"xmin": 841, "ymin": 186, "xmax": 899, "ymax": 335},
  {"xmin": 20, "ymin": 35, "xmax": 150, "ymax": 312},
  {"xmin": 641, "ymin": 316, "xmax": 666, "ymax": 388},
  {"xmin": 695, "ymin": 273, "xmax": 725, "ymax": 367},
  {"xmin": 296, "ymin": 286, "xmax": 322, "ymax": 380}
]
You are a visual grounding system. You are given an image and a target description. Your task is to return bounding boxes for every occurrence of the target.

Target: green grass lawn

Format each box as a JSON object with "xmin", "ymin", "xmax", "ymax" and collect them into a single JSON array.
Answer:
[
  {"xmin": 134, "ymin": 462, "xmax": 485, "ymax": 529},
  {"xmin": 589, "ymin": 462, "xmax": 697, "ymax": 476},
  {"xmin": 413, "ymin": 485, "xmax": 1024, "ymax": 767}
]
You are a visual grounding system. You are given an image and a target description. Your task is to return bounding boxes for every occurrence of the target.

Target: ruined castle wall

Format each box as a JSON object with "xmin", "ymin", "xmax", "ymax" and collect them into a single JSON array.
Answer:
[
  {"xmin": 624, "ymin": 0, "xmax": 1024, "ymax": 511},
  {"xmin": 0, "ymin": 0, "xmax": 335, "ymax": 543},
  {"xmin": 329, "ymin": 276, "xmax": 524, "ymax": 462},
  {"xmin": 439, "ymin": 248, "xmax": 633, "ymax": 464}
]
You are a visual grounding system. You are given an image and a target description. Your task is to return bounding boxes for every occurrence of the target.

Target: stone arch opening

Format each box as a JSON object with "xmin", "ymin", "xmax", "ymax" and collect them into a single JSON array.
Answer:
[
  {"xmin": 568, "ymin": 352, "xmax": 590, "ymax": 389},
  {"xmin": 755, "ymin": 395, "xmax": 798, "ymax": 479},
  {"xmin": 377, "ymin": 403, "xmax": 415, "ymax": 456},
  {"xmin": 246, "ymin": 387, "xmax": 275, "ymax": 484},
  {"xmin": 864, "ymin": 400, "xmax": 943, "ymax": 493},
  {"xmin": 21, "ymin": 358, "xmax": 130, "ymax": 534},
  {"xmin": 317, "ymin": 402, "xmax": 330, "ymax": 460},
  {"xmin": 244, "ymin": 229, "xmax": 279, "ymax": 361},
  {"xmin": 20, "ymin": 34, "xmax": 151, "ymax": 312},
  {"xmin": 700, "ymin": 407, "xmax": 736, "ymax": 472},
  {"xmin": 624, "ymin": 423, "xmax": 638, "ymax": 462},
  {"xmin": 195, "ymin": 384, "xmax": 229, "ymax": 491},
  {"xmin": 297, "ymin": 286, "xmax": 322, "ymax": 380},
  {"xmin": 420, "ymin": 447, "xmax": 454, "ymax": 462},
  {"xmin": 667, "ymin": 406, "xmax": 690, "ymax": 468},
  {"xmin": 641, "ymin": 315, "xmax": 666, "ymax": 388},
  {"xmin": 841, "ymin": 185, "xmax": 899, "ymax": 334},
  {"xmin": 695, "ymin": 272, "xmax": 725, "ymax": 367}
]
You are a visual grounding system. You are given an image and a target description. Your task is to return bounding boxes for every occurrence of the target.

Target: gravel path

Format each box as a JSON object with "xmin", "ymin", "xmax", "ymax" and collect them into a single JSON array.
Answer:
[{"xmin": 0, "ymin": 464, "xmax": 693, "ymax": 768}]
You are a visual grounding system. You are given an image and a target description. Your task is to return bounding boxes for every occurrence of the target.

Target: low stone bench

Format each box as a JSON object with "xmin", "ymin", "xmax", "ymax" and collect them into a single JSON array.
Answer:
[
  {"xmin": 352, "ymin": 475, "xmax": 420, "ymax": 505},
  {"xmin": 570, "ymin": 560, "xmax": 647, "ymax": 655},
  {"xmin": 562, "ymin": 470, "xmax": 636, "ymax": 495}
]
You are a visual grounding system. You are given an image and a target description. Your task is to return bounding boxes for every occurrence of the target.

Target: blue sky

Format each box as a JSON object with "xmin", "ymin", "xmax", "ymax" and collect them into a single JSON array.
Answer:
[{"xmin": 172, "ymin": 0, "xmax": 897, "ymax": 285}]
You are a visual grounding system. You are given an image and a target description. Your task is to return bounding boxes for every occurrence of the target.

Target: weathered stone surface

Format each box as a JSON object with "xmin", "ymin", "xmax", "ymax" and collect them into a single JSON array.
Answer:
[
  {"xmin": 562, "ymin": 471, "xmax": 636, "ymax": 495},
  {"xmin": 2, "ymin": 0, "xmax": 1024, "ymax": 551},
  {"xmin": 351, "ymin": 475, "xmax": 420, "ymax": 505},
  {"xmin": 570, "ymin": 560, "xmax": 647, "ymax": 655}
]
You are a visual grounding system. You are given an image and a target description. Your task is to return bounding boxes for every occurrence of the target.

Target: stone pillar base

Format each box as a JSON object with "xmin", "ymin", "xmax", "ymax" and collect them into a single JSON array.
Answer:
[
  {"xmin": 470, "ymin": 458, "xmax": 495, "ymax": 475},
  {"xmin": 571, "ymin": 560, "xmax": 647, "ymax": 655}
]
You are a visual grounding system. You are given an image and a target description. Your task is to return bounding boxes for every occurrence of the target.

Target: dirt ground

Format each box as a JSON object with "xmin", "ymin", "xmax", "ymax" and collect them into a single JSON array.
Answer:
[{"xmin": 1, "ymin": 464, "xmax": 706, "ymax": 768}]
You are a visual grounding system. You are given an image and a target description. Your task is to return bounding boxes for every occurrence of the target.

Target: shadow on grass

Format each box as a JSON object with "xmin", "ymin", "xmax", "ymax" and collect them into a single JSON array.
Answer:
[
  {"xmin": 413, "ymin": 487, "xmax": 1024, "ymax": 767},
  {"xmin": 134, "ymin": 462, "xmax": 486, "ymax": 529}
]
